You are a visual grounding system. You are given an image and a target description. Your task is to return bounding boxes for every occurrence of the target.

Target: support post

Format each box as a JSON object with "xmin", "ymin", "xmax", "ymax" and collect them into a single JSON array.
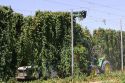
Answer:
[
  {"xmin": 120, "ymin": 19, "xmax": 124, "ymax": 71},
  {"xmin": 71, "ymin": 10, "xmax": 74, "ymax": 77}
]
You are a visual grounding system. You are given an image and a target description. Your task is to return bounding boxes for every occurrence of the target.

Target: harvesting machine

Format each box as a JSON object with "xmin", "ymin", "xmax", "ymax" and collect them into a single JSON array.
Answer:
[{"xmin": 88, "ymin": 45, "xmax": 111, "ymax": 75}]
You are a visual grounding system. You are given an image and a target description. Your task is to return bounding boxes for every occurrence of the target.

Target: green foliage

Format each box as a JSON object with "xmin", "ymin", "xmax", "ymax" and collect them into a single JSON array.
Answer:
[
  {"xmin": 0, "ymin": 6, "xmax": 23, "ymax": 80},
  {"xmin": 1, "ymin": 6, "xmax": 125, "ymax": 82},
  {"xmin": 74, "ymin": 45, "xmax": 88, "ymax": 75},
  {"xmin": 93, "ymin": 28, "xmax": 125, "ymax": 70},
  {"xmin": 0, "ymin": 6, "xmax": 92, "ymax": 81}
]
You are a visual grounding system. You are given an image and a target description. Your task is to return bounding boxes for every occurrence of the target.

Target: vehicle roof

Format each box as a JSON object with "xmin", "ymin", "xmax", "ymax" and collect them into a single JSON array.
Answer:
[{"xmin": 18, "ymin": 66, "xmax": 32, "ymax": 70}]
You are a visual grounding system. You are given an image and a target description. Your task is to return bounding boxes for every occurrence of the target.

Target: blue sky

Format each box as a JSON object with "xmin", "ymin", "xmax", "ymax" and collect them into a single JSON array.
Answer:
[{"xmin": 0, "ymin": 0, "xmax": 125, "ymax": 33}]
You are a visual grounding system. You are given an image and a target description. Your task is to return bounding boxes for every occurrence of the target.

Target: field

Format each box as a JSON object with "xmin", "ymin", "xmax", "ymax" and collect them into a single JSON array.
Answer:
[
  {"xmin": 6, "ymin": 71, "xmax": 125, "ymax": 83},
  {"xmin": 0, "ymin": 6, "xmax": 125, "ymax": 83}
]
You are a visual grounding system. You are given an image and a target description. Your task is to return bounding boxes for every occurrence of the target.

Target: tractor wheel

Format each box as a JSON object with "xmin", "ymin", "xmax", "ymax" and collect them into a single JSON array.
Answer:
[
  {"xmin": 90, "ymin": 65, "xmax": 99, "ymax": 76},
  {"xmin": 101, "ymin": 60, "xmax": 111, "ymax": 74}
]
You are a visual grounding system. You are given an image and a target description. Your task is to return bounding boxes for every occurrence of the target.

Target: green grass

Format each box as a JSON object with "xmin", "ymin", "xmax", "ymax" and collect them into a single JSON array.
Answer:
[{"xmin": 5, "ymin": 71, "xmax": 125, "ymax": 83}]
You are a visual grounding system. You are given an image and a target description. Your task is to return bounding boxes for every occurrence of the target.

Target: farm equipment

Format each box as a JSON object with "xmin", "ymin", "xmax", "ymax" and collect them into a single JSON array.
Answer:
[
  {"xmin": 16, "ymin": 66, "xmax": 39, "ymax": 80},
  {"xmin": 88, "ymin": 45, "xmax": 111, "ymax": 75}
]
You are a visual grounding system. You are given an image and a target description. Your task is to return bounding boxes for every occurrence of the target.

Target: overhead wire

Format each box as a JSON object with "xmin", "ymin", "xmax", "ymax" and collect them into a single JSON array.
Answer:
[
  {"xmin": 77, "ymin": 0, "xmax": 125, "ymax": 19},
  {"xmin": 47, "ymin": 0, "xmax": 125, "ymax": 18},
  {"xmin": 77, "ymin": 6, "xmax": 125, "ymax": 19},
  {"xmin": 45, "ymin": 0, "xmax": 125, "ymax": 27},
  {"xmin": 81, "ymin": 0, "xmax": 125, "ymax": 13},
  {"xmin": 48, "ymin": 0, "xmax": 125, "ymax": 19},
  {"xmin": 10, "ymin": 0, "xmax": 125, "ymax": 22},
  {"xmin": 12, "ymin": 0, "xmax": 124, "ymax": 18},
  {"xmin": 47, "ymin": 0, "xmax": 125, "ymax": 30},
  {"xmin": 44, "ymin": 0, "xmax": 90, "ymax": 11}
]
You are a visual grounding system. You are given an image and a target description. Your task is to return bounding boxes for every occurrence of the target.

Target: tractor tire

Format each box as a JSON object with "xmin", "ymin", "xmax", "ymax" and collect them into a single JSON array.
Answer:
[
  {"xmin": 101, "ymin": 60, "xmax": 111, "ymax": 74},
  {"xmin": 90, "ymin": 65, "xmax": 99, "ymax": 76}
]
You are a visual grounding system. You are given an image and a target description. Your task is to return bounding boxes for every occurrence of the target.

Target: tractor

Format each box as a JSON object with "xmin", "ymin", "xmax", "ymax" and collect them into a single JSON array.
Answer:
[{"xmin": 88, "ymin": 45, "xmax": 111, "ymax": 75}]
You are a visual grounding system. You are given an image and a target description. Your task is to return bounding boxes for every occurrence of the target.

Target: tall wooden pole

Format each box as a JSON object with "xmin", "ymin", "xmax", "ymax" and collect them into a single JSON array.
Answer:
[
  {"xmin": 120, "ymin": 19, "xmax": 124, "ymax": 71},
  {"xmin": 71, "ymin": 10, "xmax": 74, "ymax": 77}
]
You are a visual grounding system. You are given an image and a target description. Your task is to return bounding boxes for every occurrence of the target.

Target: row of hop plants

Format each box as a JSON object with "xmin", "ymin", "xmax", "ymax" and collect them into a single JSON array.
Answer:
[
  {"xmin": 0, "ymin": 6, "xmax": 92, "ymax": 81},
  {"xmin": 1, "ymin": 5, "xmax": 125, "ymax": 83}
]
